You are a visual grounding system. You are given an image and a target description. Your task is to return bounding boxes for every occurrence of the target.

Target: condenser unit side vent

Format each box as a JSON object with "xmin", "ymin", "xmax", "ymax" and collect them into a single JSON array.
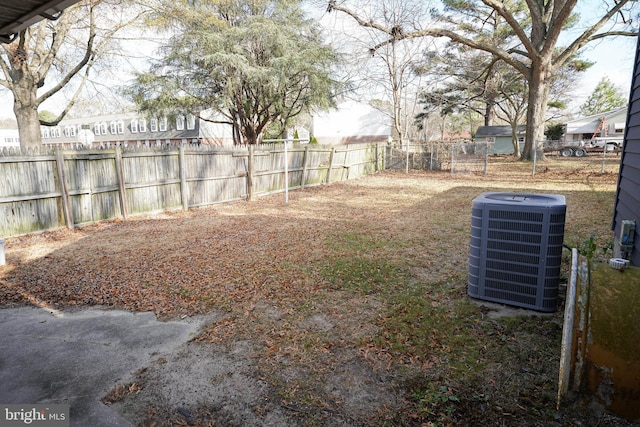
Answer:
[{"xmin": 467, "ymin": 192, "xmax": 566, "ymax": 312}]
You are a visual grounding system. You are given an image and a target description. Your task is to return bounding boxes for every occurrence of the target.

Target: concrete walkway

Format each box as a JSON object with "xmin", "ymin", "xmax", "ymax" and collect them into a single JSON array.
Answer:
[{"xmin": 0, "ymin": 306, "xmax": 207, "ymax": 427}]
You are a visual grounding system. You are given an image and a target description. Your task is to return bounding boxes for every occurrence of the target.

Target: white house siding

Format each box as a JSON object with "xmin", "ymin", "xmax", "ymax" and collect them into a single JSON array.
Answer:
[
  {"xmin": 565, "ymin": 107, "xmax": 627, "ymax": 141},
  {"xmin": 198, "ymin": 109, "xmax": 234, "ymax": 146},
  {"xmin": 0, "ymin": 129, "xmax": 19, "ymax": 148},
  {"xmin": 312, "ymin": 100, "xmax": 391, "ymax": 145}
]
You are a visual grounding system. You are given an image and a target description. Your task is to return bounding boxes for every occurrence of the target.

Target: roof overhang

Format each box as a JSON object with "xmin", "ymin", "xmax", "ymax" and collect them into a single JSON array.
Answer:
[{"xmin": 0, "ymin": 0, "xmax": 82, "ymax": 44}]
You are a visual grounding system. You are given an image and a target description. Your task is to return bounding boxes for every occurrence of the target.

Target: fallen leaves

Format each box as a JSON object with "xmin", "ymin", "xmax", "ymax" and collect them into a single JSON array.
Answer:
[
  {"xmin": 0, "ymin": 163, "xmax": 623, "ymax": 426},
  {"xmin": 102, "ymin": 381, "xmax": 145, "ymax": 404}
]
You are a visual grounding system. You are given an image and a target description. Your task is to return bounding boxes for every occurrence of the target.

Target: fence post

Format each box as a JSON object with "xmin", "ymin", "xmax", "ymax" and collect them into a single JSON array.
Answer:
[
  {"xmin": 484, "ymin": 141, "xmax": 489, "ymax": 175},
  {"xmin": 248, "ymin": 144, "xmax": 254, "ymax": 201},
  {"xmin": 430, "ymin": 142, "xmax": 434, "ymax": 171},
  {"xmin": 284, "ymin": 140, "xmax": 289, "ymax": 203},
  {"xmin": 300, "ymin": 144, "xmax": 309, "ymax": 189},
  {"xmin": 450, "ymin": 144, "xmax": 455, "ymax": 175},
  {"xmin": 114, "ymin": 146, "xmax": 128, "ymax": 219},
  {"xmin": 327, "ymin": 146, "xmax": 335, "ymax": 184},
  {"xmin": 54, "ymin": 148, "xmax": 74, "ymax": 229},
  {"xmin": 405, "ymin": 140, "xmax": 409, "ymax": 174},
  {"xmin": 179, "ymin": 146, "xmax": 189, "ymax": 211},
  {"xmin": 344, "ymin": 146, "xmax": 351, "ymax": 180}
]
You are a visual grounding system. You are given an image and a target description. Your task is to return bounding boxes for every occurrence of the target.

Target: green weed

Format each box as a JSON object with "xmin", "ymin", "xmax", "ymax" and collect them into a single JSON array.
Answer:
[{"xmin": 319, "ymin": 257, "xmax": 410, "ymax": 294}]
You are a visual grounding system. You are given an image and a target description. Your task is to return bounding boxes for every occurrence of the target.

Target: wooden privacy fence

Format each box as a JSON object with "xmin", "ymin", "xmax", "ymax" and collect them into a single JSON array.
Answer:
[{"xmin": 0, "ymin": 143, "xmax": 382, "ymax": 237}]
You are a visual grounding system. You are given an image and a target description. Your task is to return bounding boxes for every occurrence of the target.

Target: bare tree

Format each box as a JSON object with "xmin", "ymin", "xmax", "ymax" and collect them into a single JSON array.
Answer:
[
  {"xmin": 328, "ymin": 0, "xmax": 638, "ymax": 160},
  {"xmin": 0, "ymin": 0, "xmax": 146, "ymax": 149},
  {"xmin": 321, "ymin": 0, "xmax": 435, "ymax": 144}
]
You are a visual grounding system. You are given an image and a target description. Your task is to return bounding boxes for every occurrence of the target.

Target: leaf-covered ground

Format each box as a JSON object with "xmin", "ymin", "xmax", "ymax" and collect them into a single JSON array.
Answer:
[{"xmin": 1, "ymin": 156, "xmax": 633, "ymax": 426}]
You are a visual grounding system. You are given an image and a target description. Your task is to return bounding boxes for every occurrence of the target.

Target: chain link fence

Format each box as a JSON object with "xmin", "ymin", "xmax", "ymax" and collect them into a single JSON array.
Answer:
[
  {"xmin": 450, "ymin": 142, "xmax": 491, "ymax": 174},
  {"xmin": 384, "ymin": 141, "xmax": 491, "ymax": 174},
  {"xmin": 384, "ymin": 139, "xmax": 622, "ymax": 176},
  {"xmin": 384, "ymin": 141, "xmax": 454, "ymax": 172}
]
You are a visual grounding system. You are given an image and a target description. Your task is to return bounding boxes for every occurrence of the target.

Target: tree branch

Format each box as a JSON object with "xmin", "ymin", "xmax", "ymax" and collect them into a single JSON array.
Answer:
[
  {"xmin": 0, "ymin": 47, "xmax": 12, "ymax": 89},
  {"xmin": 39, "ymin": 48, "xmax": 96, "ymax": 126},
  {"xmin": 542, "ymin": 0, "xmax": 578, "ymax": 56},
  {"xmin": 36, "ymin": 8, "xmax": 96, "ymax": 104},
  {"xmin": 36, "ymin": 13, "xmax": 74, "ymax": 83},
  {"xmin": 554, "ymin": 0, "xmax": 636, "ymax": 67},
  {"xmin": 327, "ymin": 1, "xmax": 393, "ymax": 36},
  {"xmin": 588, "ymin": 30, "xmax": 638, "ymax": 41},
  {"xmin": 329, "ymin": 1, "xmax": 531, "ymax": 77},
  {"xmin": 483, "ymin": 0, "xmax": 537, "ymax": 58}
]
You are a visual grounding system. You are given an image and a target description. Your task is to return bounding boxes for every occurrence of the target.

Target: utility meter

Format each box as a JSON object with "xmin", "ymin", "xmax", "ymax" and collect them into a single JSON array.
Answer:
[{"xmin": 620, "ymin": 220, "xmax": 636, "ymax": 254}]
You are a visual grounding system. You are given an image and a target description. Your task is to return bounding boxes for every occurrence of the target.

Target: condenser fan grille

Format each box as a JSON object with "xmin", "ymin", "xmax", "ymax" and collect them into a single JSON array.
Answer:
[{"xmin": 467, "ymin": 192, "xmax": 566, "ymax": 312}]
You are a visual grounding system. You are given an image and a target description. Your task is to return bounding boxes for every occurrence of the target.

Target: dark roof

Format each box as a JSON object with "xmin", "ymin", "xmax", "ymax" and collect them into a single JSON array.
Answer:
[
  {"xmin": 475, "ymin": 125, "xmax": 526, "ymax": 137},
  {"xmin": 0, "ymin": 0, "xmax": 81, "ymax": 43}
]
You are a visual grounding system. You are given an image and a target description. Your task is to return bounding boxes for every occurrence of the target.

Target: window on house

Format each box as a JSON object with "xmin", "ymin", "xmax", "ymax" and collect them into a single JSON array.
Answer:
[
  {"xmin": 110, "ymin": 121, "xmax": 117, "ymax": 134},
  {"xmin": 93, "ymin": 123, "xmax": 100, "ymax": 136},
  {"xmin": 100, "ymin": 122, "xmax": 107, "ymax": 135},
  {"xmin": 52, "ymin": 127, "xmax": 61, "ymax": 138},
  {"xmin": 64, "ymin": 126, "xmax": 76, "ymax": 137},
  {"xmin": 41, "ymin": 127, "xmax": 50, "ymax": 138},
  {"xmin": 186, "ymin": 114, "xmax": 196, "ymax": 130},
  {"xmin": 159, "ymin": 117, "xmax": 168, "ymax": 132},
  {"xmin": 139, "ymin": 118, "xmax": 147, "ymax": 132},
  {"xmin": 117, "ymin": 120, "xmax": 125, "ymax": 134},
  {"xmin": 130, "ymin": 119, "xmax": 138, "ymax": 133},
  {"xmin": 150, "ymin": 118, "xmax": 158, "ymax": 132},
  {"xmin": 176, "ymin": 115, "xmax": 185, "ymax": 131}
]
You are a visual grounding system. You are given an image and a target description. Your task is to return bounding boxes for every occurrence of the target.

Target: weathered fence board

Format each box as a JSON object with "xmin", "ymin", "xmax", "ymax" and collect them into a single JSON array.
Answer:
[
  {"xmin": 184, "ymin": 150, "xmax": 247, "ymax": 206},
  {"xmin": 0, "ymin": 143, "xmax": 380, "ymax": 236}
]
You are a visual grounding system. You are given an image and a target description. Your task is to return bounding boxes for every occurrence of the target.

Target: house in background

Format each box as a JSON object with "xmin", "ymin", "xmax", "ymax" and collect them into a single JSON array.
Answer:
[
  {"xmin": 36, "ymin": 112, "xmax": 204, "ymax": 148},
  {"xmin": 197, "ymin": 109, "xmax": 235, "ymax": 146},
  {"xmin": 0, "ymin": 129, "xmax": 20, "ymax": 148},
  {"xmin": 3, "ymin": 101, "xmax": 391, "ymax": 148},
  {"xmin": 474, "ymin": 125, "xmax": 526, "ymax": 155},
  {"xmin": 564, "ymin": 107, "xmax": 627, "ymax": 141},
  {"xmin": 312, "ymin": 100, "xmax": 391, "ymax": 145}
]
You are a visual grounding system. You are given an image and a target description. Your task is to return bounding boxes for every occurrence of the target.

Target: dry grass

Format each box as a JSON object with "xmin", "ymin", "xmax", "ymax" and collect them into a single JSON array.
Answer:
[{"xmin": 0, "ymin": 155, "xmax": 627, "ymax": 426}]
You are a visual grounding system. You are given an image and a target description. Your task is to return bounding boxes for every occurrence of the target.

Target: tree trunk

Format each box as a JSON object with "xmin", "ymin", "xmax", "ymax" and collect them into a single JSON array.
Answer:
[
  {"xmin": 243, "ymin": 123, "xmax": 259, "ymax": 145},
  {"xmin": 484, "ymin": 91, "xmax": 497, "ymax": 126},
  {"xmin": 13, "ymin": 83, "xmax": 42, "ymax": 149},
  {"xmin": 521, "ymin": 61, "xmax": 551, "ymax": 161},
  {"xmin": 484, "ymin": 102, "xmax": 495, "ymax": 126},
  {"xmin": 510, "ymin": 123, "xmax": 521, "ymax": 157}
]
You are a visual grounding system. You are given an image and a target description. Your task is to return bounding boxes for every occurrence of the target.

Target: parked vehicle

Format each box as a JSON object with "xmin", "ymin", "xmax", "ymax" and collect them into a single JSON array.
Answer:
[
  {"xmin": 544, "ymin": 138, "xmax": 623, "ymax": 157},
  {"xmin": 587, "ymin": 137, "xmax": 623, "ymax": 151}
]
